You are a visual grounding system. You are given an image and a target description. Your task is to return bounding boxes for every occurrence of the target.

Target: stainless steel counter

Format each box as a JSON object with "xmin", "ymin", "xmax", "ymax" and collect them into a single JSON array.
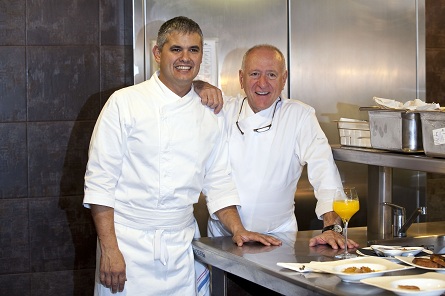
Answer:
[{"xmin": 192, "ymin": 222, "xmax": 445, "ymax": 296}]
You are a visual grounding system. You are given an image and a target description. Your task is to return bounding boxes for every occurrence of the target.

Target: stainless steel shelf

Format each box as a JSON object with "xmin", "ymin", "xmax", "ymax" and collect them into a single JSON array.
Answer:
[
  {"xmin": 332, "ymin": 145, "xmax": 445, "ymax": 174},
  {"xmin": 331, "ymin": 145, "xmax": 445, "ymax": 240}
]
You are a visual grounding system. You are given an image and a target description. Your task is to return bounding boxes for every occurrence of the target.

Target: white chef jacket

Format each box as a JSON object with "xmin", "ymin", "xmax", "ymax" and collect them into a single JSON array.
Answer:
[
  {"xmin": 84, "ymin": 72, "xmax": 239, "ymax": 296},
  {"xmin": 208, "ymin": 95, "xmax": 342, "ymax": 236}
]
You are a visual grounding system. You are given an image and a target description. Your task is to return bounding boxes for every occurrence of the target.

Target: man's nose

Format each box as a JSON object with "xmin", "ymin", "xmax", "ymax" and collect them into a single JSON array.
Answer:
[
  {"xmin": 258, "ymin": 74, "xmax": 268, "ymax": 87},
  {"xmin": 180, "ymin": 51, "xmax": 191, "ymax": 62}
]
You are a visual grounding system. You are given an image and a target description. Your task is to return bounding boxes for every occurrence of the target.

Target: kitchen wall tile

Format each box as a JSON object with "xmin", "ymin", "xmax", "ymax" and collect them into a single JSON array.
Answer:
[
  {"xmin": 27, "ymin": 46, "xmax": 101, "ymax": 122},
  {"xmin": 100, "ymin": 0, "xmax": 133, "ymax": 46},
  {"xmin": 0, "ymin": 47, "xmax": 26, "ymax": 122},
  {"xmin": 425, "ymin": 0, "xmax": 445, "ymax": 48},
  {"xmin": 100, "ymin": 0, "xmax": 129, "ymax": 46},
  {"xmin": 0, "ymin": 0, "xmax": 133, "ymax": 295},
  {"xmin": 0, "ymin": 199, "xmax": 29, "ymax": 274},
  {"xmin": 27, "ymin": 0, "xmax": 99, "ymax": 45},
  {"xmin": 0, "ymin": 0, "xmax": 26, "ymax": 46},
  {"xmin": 29, "ymin": 196, "xmax": 96, "ymax": 272},
  {"xmin": 427, "ymin": 174, "xmax": 445, "ymax": 222},
  {"xmin": 0, "ymin": 274, "xmax": 31, "ymax": 296},
  {"xmin": 31, "ymin": 269, "xmax": 95, "ymax": 296},
  {"xmin": 100, "ymin": 45, "xmax": 134, "ymax": 104},
  {"xmin": 426, "ymin": 49, "xmax": 445, "ymax": 105},
  {"xmin": 122, "ymin": 0, "xmax": 134, "ymax": 46},
  {"xmin": 0, "ymin": 123, "xmax": 27, "ymax": 198},
  {"xmin": 28, "ymin": 121, "xmax": 94, "ymax": 197}
]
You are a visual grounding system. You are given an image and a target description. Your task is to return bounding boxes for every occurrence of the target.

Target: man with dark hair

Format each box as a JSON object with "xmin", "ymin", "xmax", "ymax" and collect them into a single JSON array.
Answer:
[{"xmin": 83, "ymin": 17, "xmax": 280, "ymax": 296}]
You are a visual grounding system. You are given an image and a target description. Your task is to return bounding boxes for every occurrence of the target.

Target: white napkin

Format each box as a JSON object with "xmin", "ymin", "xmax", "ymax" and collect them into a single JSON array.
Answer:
[{"xmin": 373, "ymin": 97, "xmax": 440, "ymax": 111}]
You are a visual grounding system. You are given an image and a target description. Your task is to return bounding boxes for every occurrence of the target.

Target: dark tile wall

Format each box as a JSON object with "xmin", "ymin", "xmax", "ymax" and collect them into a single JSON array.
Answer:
[
  {"xmin": 425, "ymin": 0, "xmax": 445, "ymax": 223},
  {"xmin": 0, "ymin": 0, "xmax": 133, "ymax": 295},
  {"xmin": 426, "ymin": 0, "xmax": 445, "ymax": 105}
]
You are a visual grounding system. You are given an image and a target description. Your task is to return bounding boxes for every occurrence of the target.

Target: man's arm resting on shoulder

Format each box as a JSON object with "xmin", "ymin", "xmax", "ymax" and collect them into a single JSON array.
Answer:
[
  {"xmin": 193, "ymin": 80, "xmax": 223, "ymax": 114},
  {"xmin": 214, "ymin": 206, "xmax": 282, "ymax": 247},
  {"xmin": 91, "ymin": 204, "xmax": 127, "ymax": 293}
]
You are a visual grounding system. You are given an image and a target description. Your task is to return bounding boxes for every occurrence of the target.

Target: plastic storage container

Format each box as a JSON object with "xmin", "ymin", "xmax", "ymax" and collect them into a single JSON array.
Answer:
[{"xmin": 336, "ymin": 118, "xmax": 371, "ymax": 148}]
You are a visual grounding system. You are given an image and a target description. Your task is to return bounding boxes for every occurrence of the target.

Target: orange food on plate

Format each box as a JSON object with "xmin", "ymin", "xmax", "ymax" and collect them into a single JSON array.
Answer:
[{"xmin": 342, "ymin": 266, "xmax": 375, "ymax": 273}]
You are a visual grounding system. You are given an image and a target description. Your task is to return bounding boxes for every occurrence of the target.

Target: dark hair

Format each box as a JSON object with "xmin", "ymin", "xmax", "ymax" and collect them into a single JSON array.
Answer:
[{"xmin": 157, "ymin": 16, "xmax": 203, "ymax": 50}]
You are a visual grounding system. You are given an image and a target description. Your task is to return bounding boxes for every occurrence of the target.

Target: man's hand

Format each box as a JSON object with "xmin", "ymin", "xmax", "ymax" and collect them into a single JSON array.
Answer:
[
  {"xmin": 91, "ymin": 205, "xmax": 127, "ymax": 293},
  {"xmin": 309, "ymin": 210, "xmax": 359, "ymax": 249},
  {"xmin": 99, "ymin": 246, "xmax": 127, "ymax": 293},
  {"xmin": 214, "ymin": 206, "xmax": 282, "ymax": 247},
  {"xmin": 232, "ymin": 229, "xmax": 282, "ymax": 247},
  {"xmin": 308, "ymin": 230, "xmax": 359, "ymax": 250},
  {"xmin": 193, "ymin": 80, "xmax": 223, "ymax": 114}
]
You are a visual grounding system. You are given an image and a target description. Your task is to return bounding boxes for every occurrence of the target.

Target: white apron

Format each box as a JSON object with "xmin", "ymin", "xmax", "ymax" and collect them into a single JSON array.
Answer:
[{"xmin": 94, "ymin": 209, "xmax": 199, "ymax": 296}]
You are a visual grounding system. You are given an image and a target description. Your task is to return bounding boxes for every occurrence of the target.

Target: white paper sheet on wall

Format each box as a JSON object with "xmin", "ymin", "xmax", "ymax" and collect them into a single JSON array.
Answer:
[
  {"xmin": 196, "ymin": 39, "xmax": 218, "ymax": 87},
  {"xmin": 149, "ymin": 38, "xmax": 218, "ymax": 87}
]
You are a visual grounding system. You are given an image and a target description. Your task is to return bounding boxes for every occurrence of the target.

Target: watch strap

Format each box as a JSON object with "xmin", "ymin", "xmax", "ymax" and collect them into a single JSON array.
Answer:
[{"xmin": 322, "ymin": 224, "xmax": 342, "ymax": 233}]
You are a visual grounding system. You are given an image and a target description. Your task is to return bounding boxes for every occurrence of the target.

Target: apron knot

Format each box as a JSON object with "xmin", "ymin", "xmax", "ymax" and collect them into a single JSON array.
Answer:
[{"xmin": 154, "ymin": 229, "xmax": 169, "ymax": 265}]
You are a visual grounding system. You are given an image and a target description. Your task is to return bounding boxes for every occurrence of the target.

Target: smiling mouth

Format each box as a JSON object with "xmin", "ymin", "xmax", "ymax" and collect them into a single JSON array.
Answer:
[
  {"xmin": 175, "ymin": 65, "xmax": 192, "ymax": 71},
  {"xmin": 255, "ymin": 91, "xmax": 270, "ymax": 95}
]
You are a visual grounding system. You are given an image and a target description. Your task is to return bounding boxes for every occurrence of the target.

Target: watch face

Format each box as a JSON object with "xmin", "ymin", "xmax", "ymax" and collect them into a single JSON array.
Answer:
[{"xmin": 333, "ymin": 225, "xmax": 343, "ymax": 232}]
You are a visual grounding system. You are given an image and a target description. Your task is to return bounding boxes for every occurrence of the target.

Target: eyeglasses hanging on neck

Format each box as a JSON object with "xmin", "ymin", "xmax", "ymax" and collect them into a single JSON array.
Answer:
[{"xmin": 236, "ymin": 97, "xmax": 281, "ymax": 135}]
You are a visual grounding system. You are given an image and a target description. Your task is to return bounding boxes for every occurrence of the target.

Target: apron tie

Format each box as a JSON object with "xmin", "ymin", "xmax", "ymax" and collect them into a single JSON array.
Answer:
[{"xmin": 154, "ymin": 229, "xmax": 168, "ymax": 265}]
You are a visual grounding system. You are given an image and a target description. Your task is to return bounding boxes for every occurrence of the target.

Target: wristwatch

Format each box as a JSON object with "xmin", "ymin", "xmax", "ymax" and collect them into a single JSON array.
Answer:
[{"xmin": 322, "ymin": 224, "xmax": 343, "ymax": 234}]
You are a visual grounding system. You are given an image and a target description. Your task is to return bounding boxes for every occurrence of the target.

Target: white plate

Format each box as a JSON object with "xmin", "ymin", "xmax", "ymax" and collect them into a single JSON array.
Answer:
[
  {"xmin": 361, "ymin": 272, "xmax": 445, "ymax": 296},
  {"xmin": 276, "ymin": 262, "xmax": 318, "ymax": 273},
  {"xmin": 370, "ymin": 245, "xmax": 425, "ymax": 257},
  {"xmin": 356, "ymin": 247, "xmax": 400, "ymax": 262},
  {"xmin": 305, "ymin": 256, "xmax": 414, "ymax": 283},
  {"xmin": 395, "ymin": 256, "xmax": 445, "ymax": 274}
]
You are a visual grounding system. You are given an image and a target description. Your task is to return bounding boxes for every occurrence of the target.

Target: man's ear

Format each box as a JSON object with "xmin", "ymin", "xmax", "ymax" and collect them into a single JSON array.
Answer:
[
  {"xmin": 239, "ymin": 70, "xmax": 244, "ymax": 89},
  {"xmin": 152, "ymin": 45, "xmax": 161, "ymax": 63}
]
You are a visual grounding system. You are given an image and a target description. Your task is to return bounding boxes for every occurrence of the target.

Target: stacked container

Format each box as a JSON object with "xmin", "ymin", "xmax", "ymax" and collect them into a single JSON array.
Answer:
[
  {"xmin": 337, "ymin": 118, "xmax": 371, "ymax": 148},
  {"xmin": 419, "ymin": 111, "xmax": 445, "ymax": 158}
]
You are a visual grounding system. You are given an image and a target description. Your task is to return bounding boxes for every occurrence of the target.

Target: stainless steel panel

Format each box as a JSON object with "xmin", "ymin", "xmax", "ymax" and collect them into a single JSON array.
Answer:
[
  {"xmin": 133, "ymin": 0, "xmax": 146, "ymax": 84},
  {"xmin": 289, "ymin": 0, "xmax": 425, "ymax": 230},
  {"xmin": 290, "ymin": 0, "xmax": 421, "ymax": 131}
]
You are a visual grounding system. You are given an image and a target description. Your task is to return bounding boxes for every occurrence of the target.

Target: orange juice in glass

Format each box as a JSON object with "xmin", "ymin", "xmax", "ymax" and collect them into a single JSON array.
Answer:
[
  {"xmin": 333, "ymin": 199, "xmax": 359, "ymax": 221},
  {"xmin": 333, "ymin": 187, "xmax": 359, "ymax": 259}
]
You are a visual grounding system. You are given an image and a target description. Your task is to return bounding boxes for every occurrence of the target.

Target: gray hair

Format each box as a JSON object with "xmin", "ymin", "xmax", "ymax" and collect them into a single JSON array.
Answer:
[
  {"xmin": 157, "ymin": 16, "xmax": 203, "ymax": 51},
  {"xmin": 241, "ymin": 44, "xmax": 286, "ymax": 73}
]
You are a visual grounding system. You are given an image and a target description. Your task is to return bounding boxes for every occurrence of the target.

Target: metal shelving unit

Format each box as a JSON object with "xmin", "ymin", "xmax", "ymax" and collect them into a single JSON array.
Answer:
[{"xmin": 332, "ymin": 145, "xmax": 445, "ymax": 240}]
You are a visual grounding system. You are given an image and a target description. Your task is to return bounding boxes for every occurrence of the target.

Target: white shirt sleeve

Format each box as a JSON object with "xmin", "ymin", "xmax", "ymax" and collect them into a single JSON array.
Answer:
[
  {"xmin": 296, "ymin": 106, "xmax": 343, "ymax": 219},
  {"xmin": 83, "ymin": 93, "xmax": 128, "ymax": 209},
  {"xmin": 202, "ymin": 113, "xmax": 241, "ymax": 217}
]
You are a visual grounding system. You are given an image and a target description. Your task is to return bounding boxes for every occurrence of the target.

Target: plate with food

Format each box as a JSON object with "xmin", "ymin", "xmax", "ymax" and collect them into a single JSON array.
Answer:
[
  {"xmin": 361, "ymin": 272, "xmax": 445, "ymax": 296},
  {"xmin": 305, "ymin": 256, "xmax": 414, "ymax": 283},
  {"xmin": 370, "ymin": 245, "xmax": 426, "ymax": 257},
  {"xmin": 395, "ymin": 254, "xmax": 445, "ymax": 273}
]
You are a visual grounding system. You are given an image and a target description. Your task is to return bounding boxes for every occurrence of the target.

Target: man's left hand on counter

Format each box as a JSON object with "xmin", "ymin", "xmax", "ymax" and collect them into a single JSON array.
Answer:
[
  {"xmin": 232, "ymin": 230, "xmax": 283, "ymax": 247},
  {"xmin": 308, "ymin": 231, "xmax": 359, "ymax": 250}
]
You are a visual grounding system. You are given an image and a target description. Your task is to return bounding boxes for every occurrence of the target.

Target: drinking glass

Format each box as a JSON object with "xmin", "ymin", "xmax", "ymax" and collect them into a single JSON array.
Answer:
[{"xmin": 333, "ymin": 187, "xmax": 360, "ymax": 259}]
